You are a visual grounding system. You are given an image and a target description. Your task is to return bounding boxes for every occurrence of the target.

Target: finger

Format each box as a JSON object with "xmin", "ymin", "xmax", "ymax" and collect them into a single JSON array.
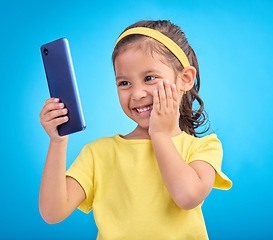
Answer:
[
  {"xmin": 158, "ymin": 81, "xmax": 166, "ymax": 110},
  {"xmin": 40, "ymin": 98, "xmax": 57, "ymax": 118},
  {"xmin": 51, "ymin": 115, "xmax": 69, "ymax": 126},
  {"xmin": 41, "ymin": 102, "xmax": 65, "ymax": 117},
  {"xmin": 40, "ymin": 103, "xmax": 66, "ymax": 125},
  {"xmin": 44, "ymin": 108, "xmax": 68, "ymax": 122},
  {"xmin": 164, "ymin": 79, "xmax": 172, "ymax": 108},
  {"xmin": 171, "ymin": 83, "xmax": 179, "ymax": 112},
  {"xmin": 44, "ymin": 98, "xmax": 60, "ymax": 106},
  {"xmin": 153, "ymin": 89, "xmax": 160, "ymax": 112},
  {"xmin": 44, "ymin": 115, "xmax": 69, "ymax": 129}
]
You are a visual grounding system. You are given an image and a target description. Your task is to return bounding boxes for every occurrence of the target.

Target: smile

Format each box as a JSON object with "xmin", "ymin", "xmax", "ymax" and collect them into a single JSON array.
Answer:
[{"xmin": 135, "ymin": 105, "xmax": 153, "ymax": 113}]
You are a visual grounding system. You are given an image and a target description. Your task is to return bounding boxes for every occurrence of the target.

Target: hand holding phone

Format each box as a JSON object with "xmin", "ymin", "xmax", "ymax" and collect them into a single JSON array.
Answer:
[
  {"xmin": 39, "ymin": 98, "xmax": 69, "ymax": 141},
  {"xmin": 40, "ymin": 38, "xmax": 86, "ymax": 136}
]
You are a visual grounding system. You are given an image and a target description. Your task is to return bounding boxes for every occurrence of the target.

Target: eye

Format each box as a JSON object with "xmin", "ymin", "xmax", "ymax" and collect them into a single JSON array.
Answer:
[
  {"xmin": 145, "ymin": 76, "xmax": 156, "ymax": 82},
  {"xmin": 118, "ymin": 81, "xmax": 131, "ymax": 87}
]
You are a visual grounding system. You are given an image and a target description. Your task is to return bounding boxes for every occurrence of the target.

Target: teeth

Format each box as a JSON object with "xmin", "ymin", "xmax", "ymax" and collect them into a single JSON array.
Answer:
[{"xmin": 136, "ymin": 105, "xmax": 153, "ymax": 113}]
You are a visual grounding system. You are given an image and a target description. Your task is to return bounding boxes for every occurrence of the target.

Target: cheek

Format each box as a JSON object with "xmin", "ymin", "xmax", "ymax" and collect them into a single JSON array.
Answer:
[
  {"xmin": 148, "ymin": 84, "xmax": 158, "ymax": 96},
  {"xmin": 118, "ymin": 91, "xmax": 129, "ymax": 109}
]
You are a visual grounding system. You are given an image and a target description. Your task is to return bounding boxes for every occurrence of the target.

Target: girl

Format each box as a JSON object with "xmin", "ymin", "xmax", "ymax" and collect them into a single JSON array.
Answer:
[{"xmin": 39, "ymin": 20, "xmax": 232, "ymax": 239}]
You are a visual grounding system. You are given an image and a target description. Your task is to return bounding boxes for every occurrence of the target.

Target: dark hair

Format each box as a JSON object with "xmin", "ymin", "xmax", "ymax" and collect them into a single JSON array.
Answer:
[{"xmin": 112, "ymin": 20, "xmax": 209, "ymax": 137}]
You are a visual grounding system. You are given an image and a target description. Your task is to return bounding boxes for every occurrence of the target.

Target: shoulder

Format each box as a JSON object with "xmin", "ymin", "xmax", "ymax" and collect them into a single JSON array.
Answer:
[
  {"xmin": 183, "ymin": 132, "xmax": 223, "ymax": 166},
  {"xmin": 179, "ymin": 131, "xmax": 220, "ymax": 142},
  {"xmin": 176, "ymin": 131, "xmax": 222, "ymax": 150},
  {"xmin": 195, "ymin": 134, "xmax": 222, "ymax": 155},
  {"xmin": 83, "ymin": 134, "xmax": 120, "ymax": 152},
  {"xmin": 182, "ymin": 131, "xmax": 221, "ymax": 147},
  {"xmin": 86, "ymin": 135, "xmax": 118, "ymax": 146},
  {"xmin": 174, "ymin": 132, "xmax": 222, "ymax": 163}
]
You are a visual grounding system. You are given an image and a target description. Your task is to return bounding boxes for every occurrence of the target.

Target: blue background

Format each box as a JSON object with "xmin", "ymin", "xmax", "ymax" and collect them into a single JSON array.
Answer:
[{"xmin": 1, "ymin": 0, "xmax": 272, "ymax": 239}]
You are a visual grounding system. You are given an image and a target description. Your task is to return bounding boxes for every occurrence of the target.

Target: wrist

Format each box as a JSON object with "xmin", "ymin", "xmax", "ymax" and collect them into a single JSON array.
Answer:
[
  {"xmin": 150, "ymin": 129, "xmax": 181, "ymax": 139},
  {"xmin": 150, "ymin": 131, "xmax": 171, "ymax": 140},
  {"xmin": 50, "ymin": 135, "xmax": 69, "ymax": 145}
]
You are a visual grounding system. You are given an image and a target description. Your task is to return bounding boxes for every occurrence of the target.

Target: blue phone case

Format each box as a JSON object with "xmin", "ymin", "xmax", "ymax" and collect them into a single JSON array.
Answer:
[{"xmin": 41, "ymin": 38, "xmax": 86, "ymax": 136}]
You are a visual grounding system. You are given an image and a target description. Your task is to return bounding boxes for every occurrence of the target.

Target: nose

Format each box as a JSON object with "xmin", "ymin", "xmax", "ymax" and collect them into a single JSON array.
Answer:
[{"xmin": 131, "ymin": 84, "xmax": 148, "ymax": 100}]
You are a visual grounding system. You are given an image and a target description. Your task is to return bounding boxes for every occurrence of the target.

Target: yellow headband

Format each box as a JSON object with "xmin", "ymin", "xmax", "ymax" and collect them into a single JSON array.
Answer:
[{"xmin": 114, "ymin": 27, "xmax": 190, "ymax": 68}]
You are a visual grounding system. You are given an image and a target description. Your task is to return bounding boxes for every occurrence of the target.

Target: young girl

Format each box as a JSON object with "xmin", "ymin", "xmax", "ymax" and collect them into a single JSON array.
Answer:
[{"xmin": 39, "ymin": 20, "xmax": 232, "ymax": 239}]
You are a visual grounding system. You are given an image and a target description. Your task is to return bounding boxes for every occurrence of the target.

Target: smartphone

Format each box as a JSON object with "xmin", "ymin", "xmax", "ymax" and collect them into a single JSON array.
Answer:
[{"xmin": 40, "ymin": 38, "xmax": 86, "ymax": 136}]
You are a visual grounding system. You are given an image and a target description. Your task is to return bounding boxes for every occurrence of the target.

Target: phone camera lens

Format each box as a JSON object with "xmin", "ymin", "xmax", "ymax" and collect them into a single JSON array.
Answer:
[{"xmin": 44, "ymin": 49, "xmax": 48, "ymax": 55}]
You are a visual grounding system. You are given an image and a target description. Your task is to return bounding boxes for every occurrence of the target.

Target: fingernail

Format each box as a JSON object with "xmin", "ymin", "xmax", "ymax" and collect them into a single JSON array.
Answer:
[{"xmin": 165, "ymin": 79, "xmax": 169, "ymax": 84}]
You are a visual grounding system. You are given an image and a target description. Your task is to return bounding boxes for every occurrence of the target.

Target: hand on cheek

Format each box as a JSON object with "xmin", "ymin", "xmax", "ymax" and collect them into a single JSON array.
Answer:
[{"xmin": 148, "ymin": 79, "xmax": 180, "ymax": 136}]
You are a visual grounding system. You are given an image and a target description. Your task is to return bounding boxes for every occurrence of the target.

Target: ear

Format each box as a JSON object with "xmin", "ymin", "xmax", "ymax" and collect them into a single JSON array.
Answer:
[{"xmin": 177, "ymin": 66, "xmax": 196, "ymax": 92}]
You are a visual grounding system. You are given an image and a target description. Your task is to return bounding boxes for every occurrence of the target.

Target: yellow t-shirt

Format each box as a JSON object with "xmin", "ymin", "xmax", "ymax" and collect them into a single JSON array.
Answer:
[{"xmin": 66, "ymin": 132, "xmax": 232, "ymax": 240}]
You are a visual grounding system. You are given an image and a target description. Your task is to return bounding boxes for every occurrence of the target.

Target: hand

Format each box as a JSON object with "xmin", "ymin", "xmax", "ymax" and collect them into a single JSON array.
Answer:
[
  {"xmin": 39, "ymin": 98, "xmax": 69, "ymax": 142},
  {"xmin": 148, "ymin": 79, "xmax": 180, "ymax": 137}
]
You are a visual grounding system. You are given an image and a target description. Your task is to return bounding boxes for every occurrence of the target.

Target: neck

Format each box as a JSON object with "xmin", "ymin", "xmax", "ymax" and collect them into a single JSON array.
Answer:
[
  {"xmin": 123, "ymin": 125, "xmax": 182, "ymax": 140},
  {"xmin": 123, "ymin": 125, "xmax": 150, "ymax": 140}
]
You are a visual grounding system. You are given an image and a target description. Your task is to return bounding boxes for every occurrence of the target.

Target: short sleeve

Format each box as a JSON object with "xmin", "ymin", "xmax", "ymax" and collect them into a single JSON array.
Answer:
[
  {"xmin": 189, "ymin": 134, "xmax": 232, "ymax": 190},
  {"xmin": 66, "ymin": 144, "xmax": 94, "ymax": 213}
]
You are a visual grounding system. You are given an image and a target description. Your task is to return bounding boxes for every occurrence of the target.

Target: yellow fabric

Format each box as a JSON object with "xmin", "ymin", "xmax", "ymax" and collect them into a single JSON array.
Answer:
[
  {"xmin": 114, "ymin": 27, "xmax": 191, "ymax": 68},
  {"xmin": 66, "ymin": 132, "xmax": 232, "ymax": 240}
]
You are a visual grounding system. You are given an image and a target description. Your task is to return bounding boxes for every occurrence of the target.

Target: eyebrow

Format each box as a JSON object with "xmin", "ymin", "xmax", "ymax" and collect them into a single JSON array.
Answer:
[
  {"xmin": 115, "ymin": 69, "xmax": 160, "ymax": 81},
  {"xmin": 115, "ymin": 76, "xmax": 127, "ymax": 81}
]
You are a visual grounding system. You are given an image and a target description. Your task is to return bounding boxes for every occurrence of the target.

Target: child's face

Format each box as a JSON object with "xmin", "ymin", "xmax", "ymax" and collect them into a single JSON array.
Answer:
[{"xmin": 114, "ymin": 45, "xmax": 179, "ymax": 130}]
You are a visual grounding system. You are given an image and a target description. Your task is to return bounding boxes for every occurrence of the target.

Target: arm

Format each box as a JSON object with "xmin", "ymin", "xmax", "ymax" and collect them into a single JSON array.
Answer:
[
  {"xmin": 149, "ymin": 80, "xmax": 215, "ymax": 210},
  {"xmin": 39, "ymin": 98, "xmax": 86, "ymax": 224},
  {"xmin": 150, "ymin": 132, "xmax": 215, "ymax": 210}
]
